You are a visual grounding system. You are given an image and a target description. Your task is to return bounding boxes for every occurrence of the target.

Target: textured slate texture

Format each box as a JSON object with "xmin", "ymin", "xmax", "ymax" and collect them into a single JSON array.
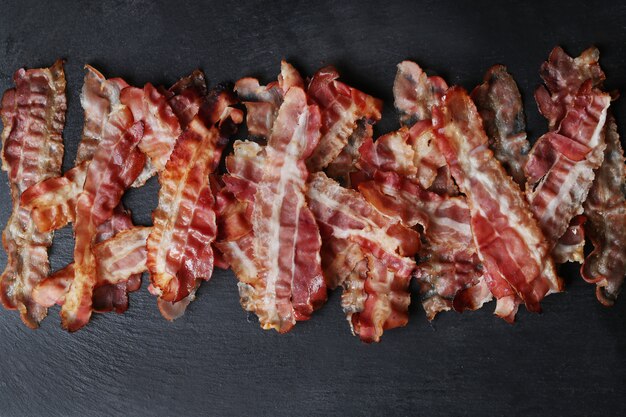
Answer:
[{"xmin": 0, "ymin": 1, "xmax": 625, "ymax": 416}]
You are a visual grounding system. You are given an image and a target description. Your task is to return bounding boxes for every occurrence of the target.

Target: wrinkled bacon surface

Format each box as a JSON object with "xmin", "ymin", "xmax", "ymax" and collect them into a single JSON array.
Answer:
[
  {"xmin": 0, "ymin": 60, "xmax": 66, "ymax": 327},
  {"xmin": 61, "ymin": 113, "xmax": 145, "ymax": 331},
  {"xmin": 147, "ymin": 90, "xmax": 242, "ymax": 317},
  {"xmin": 434, "ymin": 87, "xmax": 561, "ymax": 316},
  {"xmin": 307, "ymin": 172, "xmax": 419, "ymax": 342}
]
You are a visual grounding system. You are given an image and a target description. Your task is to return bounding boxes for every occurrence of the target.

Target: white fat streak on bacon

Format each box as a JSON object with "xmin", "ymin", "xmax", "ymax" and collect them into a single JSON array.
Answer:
[
  {"xmin": 306, "ymin": 67, "xmax": 382, "ymax": 173},
  {"xmin": 61, "ymin": 113, "xmax": 145, "ymax": 332},
  {"xmin": 434, "ymin": 87, "xmax": 560, "ymax": 315},
  {"xmin": 246, "ymin": 87, "xmax": 326, "ymax": 332},
  {"xmin": 33, "ymin": 226, "xmax": 150, "ymax": 308},
  {"xmin": 0, "ymin": 60, "xmax": 66, "ymax": 328},
  {"xmin": 526, "ymin": 82, "xmax": 610, "ymax": 247}
]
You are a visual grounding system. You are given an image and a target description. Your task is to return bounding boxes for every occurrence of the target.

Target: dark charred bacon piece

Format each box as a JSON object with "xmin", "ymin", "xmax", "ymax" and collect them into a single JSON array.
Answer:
[
  {"xmin": 434, "ymin": 87, "xmax": 561, "ymax": 316},
  {"xmin": 581, "ymin": 114, "xmax": 626, "ymax": 305},
  {"xmin": 146, "ymin": 90, "xmax": 242, "ymax": 317},
  {"xmin": 471, "ymin": 65, "xmax": 529, "ymax": 187},
  {"xmin": 0, "ymin": 60, "xmax": 66, "ymax": 328}
]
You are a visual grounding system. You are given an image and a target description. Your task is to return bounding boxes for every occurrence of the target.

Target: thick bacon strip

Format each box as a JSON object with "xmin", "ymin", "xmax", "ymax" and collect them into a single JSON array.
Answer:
[
  {"xmin": 61, "ymin": 113, "xmax": 145, "ymax": 331},
  {"xmin": 306, "ymin": 67, "xmax": 382, "ymax": 173},
  {"xmin": 581, "ymin": 114, "xmax": 626, "ymax": 305},
  {"xmin": 33, "ymin": 226, "xmax": 150, "ymax": 309},
  {"xmin": 147, "ymin": 91, "xmax": 242, "ymax": 315},
  {"xmin": 307, "ymin": 172, "xmax": 419, "ymax": 342},
  {"xmin": 121, "ymin": 83, "xmax": 182, "ymax": 185},
  {"xmin": 434, "ymin": 87, "xmax": 561, "ymax": 314},
  {"xmin": 471, "ymin": 65, "xmax": 529, "ymax": 187},
  {"xmin": 525, "ymin": 82, "xmax": 610, "ymax": 247},
  {"xmin": 0, "ymin": 60, "xmax": 66, "ymax": 327}
]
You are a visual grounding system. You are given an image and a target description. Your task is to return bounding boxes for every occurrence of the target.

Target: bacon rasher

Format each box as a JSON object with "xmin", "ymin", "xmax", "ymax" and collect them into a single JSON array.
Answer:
[
  {"xmin": 434, "ymin": 87, "xmax": 561, "ymax": 315},
  {"xmin": 146, "ymin": 90, "xmax": 242, "ymax": 318},
  {"xmin": 61, "ymin": 114, "xmax": 145, "ymax": 331},
  {"xmin": 305, "ymin": 67, "xmax": 382, "ymax": 179},
  {"xmin": 306, "ymin": 172, "xmax": 419, "ymax": 342},
  {"xmin": 0, "ymin": 60, "xmax": 66, "ymax": 327}
]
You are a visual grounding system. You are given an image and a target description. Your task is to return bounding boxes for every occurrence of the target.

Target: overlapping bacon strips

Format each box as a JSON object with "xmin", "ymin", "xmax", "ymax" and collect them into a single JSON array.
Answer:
[
  {"xmin": 434, "ymin": 87, "xmax": 561, "ymax": 316},
  {"xmin": 0, "ymin": 60, "xmax": 66, "ymax": 327},
  {"xmin": 61, "ymin": 111, "xmax": 145, "ymax": 332},
  {"xmin": 307, "ymin": 172, "xmax": 419, "ymax": 342},
  {"xmin": 147, "ymin": 90, "xmax": 242, "ymax": 319}
]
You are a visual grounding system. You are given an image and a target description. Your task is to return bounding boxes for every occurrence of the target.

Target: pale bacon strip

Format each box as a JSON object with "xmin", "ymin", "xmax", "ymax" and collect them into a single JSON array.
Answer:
[
  {"xmin": 61, "ymin": 113, "xmax": 145, "ymax": 332},
  {"xmin": 0, "ymin": 60, "xmax": 66, "ymax": 328},
  {"xmin": 33, "ymin": 226, "xmax": 150, "ymax": 309},
  {"xmin": 306, "ymin": 67, "xmax": 382, "ymax": 173},
  {"xmin": 121, "ymin": 83, "xmax": 182, "ymax": 186},
  {"xmin": 146, "ymin": 90, "xmax": 242, "ymax": 316},
  {"xmin": 434, "ymin": 87, "xmax": 561, "ymax": 315},
  {"xmin": 471, "ymin": 65, "xmax": 529, "ymax": 187},
  {"xmin": 248, "ymin": 87, "xmax": 327, "ymax": 331},
  {"xmin": 525, "ymin": 81, "xmax": 611, "ymax": 248},
  {"xmin": 306, "ymin": 172, "xmax": 419, "ymax": 342},
  {"xmin": 581, "ymin": 114, "xmax": 626, "ymax": 305}
]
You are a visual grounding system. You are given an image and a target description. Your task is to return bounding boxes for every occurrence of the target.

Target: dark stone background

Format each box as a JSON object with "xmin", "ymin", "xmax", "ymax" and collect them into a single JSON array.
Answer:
[{"xmin": 0, "ymin": 1, "xmax": 625, "ymax": 416}]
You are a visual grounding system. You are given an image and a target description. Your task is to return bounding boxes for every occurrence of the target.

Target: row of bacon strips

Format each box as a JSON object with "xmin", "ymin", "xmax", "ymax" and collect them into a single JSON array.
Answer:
[{"xmin": 1, "ymin": 46, "xmax": 624, "ymax": 342}]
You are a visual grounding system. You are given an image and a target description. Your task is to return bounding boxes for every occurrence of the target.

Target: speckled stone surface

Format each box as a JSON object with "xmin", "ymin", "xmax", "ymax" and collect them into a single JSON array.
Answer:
[{"xmin": 0, "ymin": 1, "xmax": 625, "ymax": 416}]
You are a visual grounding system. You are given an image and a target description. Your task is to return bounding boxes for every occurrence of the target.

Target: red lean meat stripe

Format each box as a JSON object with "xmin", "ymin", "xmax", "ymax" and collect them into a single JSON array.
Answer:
[
  {"xmin": 581, "ymin": 114, "xmax": 626, "ymax": 305},
  {"xmin": 306, "ymin": 67, "xmax": 382, "ymax": 173},
  {"xmin": 434, "ymin": 87, "xmax": 561, "ymax": 315},
  {"xmin": 146, "ymin": 90, "xmax": 242, "ymax": 319},
  {"xmin": 471, "ymin": 65, "xmax": 529, "ymax": 187},
  {"xmin": 61, "ymin": 113, "xmax": 145, "ymax": 331},
  {"xmin": 306, "ymin": 172, "xmax": 419, "ymax": 342},
  {"xmin": 0, "ymin": 60, "xmax": 66, "ymax": 328}
]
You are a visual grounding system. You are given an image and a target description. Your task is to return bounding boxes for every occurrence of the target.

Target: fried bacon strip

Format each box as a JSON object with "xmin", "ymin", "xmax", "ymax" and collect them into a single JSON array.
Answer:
[
  {"xmin": 146, "ymin": 90, "xmax": 242, "ymax": 318},
  {"xmin": 305, "ymin": 67, "xmax": 382, "ymax": 177},
  {"xmin": 471, "ymin": 65, "xmax": 529, "ymax": 187},
  {"xmin": 434, "ymin": 87, "xmax": 561, "ymax": 316},
  {"xmin": 307, "ymin": 172, "xmax": 419, "ymax": 342},
  {"xmin": 0, "ymin": 60, "xmax": 66, "ymax": 328},
  {"xmin": 581, "ymin": 114, "xmax": 626, "ymax": 305},
  {"xmin": 61, "ymin": 113, "xmax": 145, "ymax": 331}
]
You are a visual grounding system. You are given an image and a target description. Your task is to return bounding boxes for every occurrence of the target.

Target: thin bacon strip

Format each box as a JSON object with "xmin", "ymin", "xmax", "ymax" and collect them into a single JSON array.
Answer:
[
  {"xmin": 307, "ymin": 172, "xmax": 419, "ymax": 342},
  {"xmin": 306, "ymin": 67, "xmax": 382, "ymax": 173},
  {"xmin": 581, "ymin": 114, "xmax": 626, "ymax": 305},
  {"xmin": 147, "ymin": 91, "xmax": 242, "ymax": 316},
  {"xmin": 471, "ymin": 65, "xmax": 529, "ymax": 187},
  {"xmin": 33, "ymin": 226, "xmax": 150, "ymax": 309},
  {"xmin": 434, "ymin": 87, "xmax": 561, "ymax": 315},
  {"xmin": 0, "ymin": 60, "xmax": 66, "ymax": 328},
  {"xmin": 61, "ymin": 114, "xmax": 145, "ymax": 332}
]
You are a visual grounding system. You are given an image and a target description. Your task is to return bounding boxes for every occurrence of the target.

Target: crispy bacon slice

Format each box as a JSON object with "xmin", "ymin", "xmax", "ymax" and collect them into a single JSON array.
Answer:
[
  {"xmin": 306, "ymin": 67, "xmax": 382, "ymax": 173},
  {"xmin": 307, "ymin": 172, "xmax": 419, "ymax": 342},
  {"xmin": 325, "ymin": 120, "xmax": 373, "ymax": 185},
  {"xmin": 0, "ymin": 60, "xmax": 66, "ymax": 328},
  {"xmin": 61, "ymin": 113, "xmax": 145, "ymax": 331},
  {"xmin": 581, "ymin": 114, "xmax": 626, "ymax": 305},
  {"xmin": 434, "ymin": 87, "xmax": 561, "ymax": 315},
  {"xmin": 471, "ymin": 65, "xmax": 529, "ymax": 187},
  {"xmin": 146, "ymin": 90, "xmax": 242, "ymax": 316},
  {"xmin": 121, "ymin": 83, "xmax": 182, "ymax": 186},
  {"xmin": 525, "ymin": 81, "xmax": 610, "ymax": 247},
  {"xmin": 166, "ymin": 70, "xmax": 208, "ymax": 129},
  {"xmin": 33, "ymin": 225, "xmax": 149, "ymax": 310}
]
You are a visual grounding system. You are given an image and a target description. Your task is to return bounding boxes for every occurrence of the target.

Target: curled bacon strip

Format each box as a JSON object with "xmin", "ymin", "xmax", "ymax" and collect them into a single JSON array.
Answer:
[
  {"xmin": 0, "ymin": 60, "xmax": 66, "ymax": 327},
  {"xmin": 61, "ymin": 113, "xmax": 145, "ymax": 331},
  {"xmin": 434, "ymin": 87, "xmax": 561, "ymax": 315},
  {"xmin": 581, "ymin": 114, "xmax": 626, "ymax": 305},
  {"xmin": 471, "ymin": 65, "xmax": 529, "ymax": 187},
  {"xmin": 306, "ymin": 67, "xmax": 382, "ymax": 173},
  {"xmin": 307, "ymin": 172, "xmax": 419, "ymax": 342},
  {"xmin": 147, "ymin": 90, "xmax": 242, "ymax": 316}
]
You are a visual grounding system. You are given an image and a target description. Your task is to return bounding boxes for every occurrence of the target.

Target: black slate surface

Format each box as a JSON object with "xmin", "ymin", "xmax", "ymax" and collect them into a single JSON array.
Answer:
[{"xmin": 1, "ymin": 1, "xmax": 625, "ymax": 416}]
